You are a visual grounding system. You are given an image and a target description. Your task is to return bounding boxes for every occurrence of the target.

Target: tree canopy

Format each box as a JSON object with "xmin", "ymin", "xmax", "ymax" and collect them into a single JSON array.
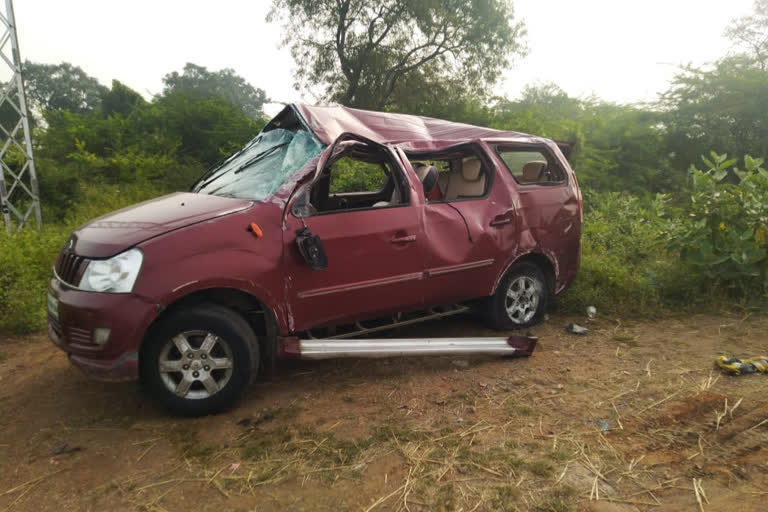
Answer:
[
  {"xmin": 267, "ymin": 0, "xmax": 526, "ymax": 110},
  {"xmin": 724, "ymin": 0, "xmax": 768, "ymax": 69},
  {"xmin": 22, "ymin": 61, "xmax": 108, "ymax": 114},
  {"xmin": 162, "ymin": 63, "xmax": 268, "ymax": 119},
  {"xmin": 660, "ymin": 58, "xmax": 768, "ymax": 171}
]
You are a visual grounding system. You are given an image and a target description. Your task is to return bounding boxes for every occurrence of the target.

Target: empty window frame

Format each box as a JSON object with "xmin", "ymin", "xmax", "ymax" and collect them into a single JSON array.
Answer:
[{"xmin": 311, "ymin": 144, "xmax": 408, "ymax": 213}]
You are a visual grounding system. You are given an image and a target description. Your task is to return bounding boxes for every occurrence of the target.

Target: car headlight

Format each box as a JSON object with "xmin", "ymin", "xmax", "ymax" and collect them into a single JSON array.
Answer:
[{"xmin": 80, "ymin": 248, "xmax": 143, "ymax": 293}]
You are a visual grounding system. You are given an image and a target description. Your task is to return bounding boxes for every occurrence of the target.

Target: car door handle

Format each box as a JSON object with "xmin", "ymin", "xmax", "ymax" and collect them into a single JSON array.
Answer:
[
  {"xmin": 390, "ymin": 234, "xmax": 417, "ymax": 244},
  {"xmin": 490, "ymin": 208, "xmax": 515, "ymax": 228},
  {"xmin": 489, "ymin": 217, "xmax": 513, "ymax": 227}
]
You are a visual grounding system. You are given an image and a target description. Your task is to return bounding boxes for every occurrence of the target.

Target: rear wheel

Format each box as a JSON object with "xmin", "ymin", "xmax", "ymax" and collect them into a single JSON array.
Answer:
[
  {"xmin": 140, "ymin": 304, "xmax": 258, "ymax": 416},
  {"xmin": 486, "ymin": 262, "xmax": 548, "ymax": 330}
]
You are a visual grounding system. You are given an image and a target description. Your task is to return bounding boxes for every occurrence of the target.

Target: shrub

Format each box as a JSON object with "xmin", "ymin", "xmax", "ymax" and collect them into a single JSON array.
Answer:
[
  {"xmin": 0, "ymin": 183, "xmax": 161, "ymax": 335},
  {"xmin": 0, "ymin": 226, "xmax": 69, "ymax": 334},
  {"xmin": 665, "ymin": 153, "xmax": 768, "ymax": 295},
  {"xmin": 559, "ymin": 190, "xmax": 680, "ymax": 316},
  {"xmin": 561, "ymin": 153, "xmax": 768, "ymax": 317}
]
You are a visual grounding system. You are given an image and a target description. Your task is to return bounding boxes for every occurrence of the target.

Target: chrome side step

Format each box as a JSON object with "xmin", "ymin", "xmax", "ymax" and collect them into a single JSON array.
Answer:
[{"xmin": 278, "ymin": 335, "xmax": 537, "ymax": 360}]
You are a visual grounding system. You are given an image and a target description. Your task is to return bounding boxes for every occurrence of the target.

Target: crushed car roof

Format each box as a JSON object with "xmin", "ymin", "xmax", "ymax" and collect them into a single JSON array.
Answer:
[{"xmin": 292, "ymin": 104, "xmax": 555, "ymax": 153}]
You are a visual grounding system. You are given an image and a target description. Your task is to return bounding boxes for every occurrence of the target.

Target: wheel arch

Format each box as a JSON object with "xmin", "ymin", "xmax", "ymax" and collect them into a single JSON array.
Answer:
[
  {"xmin": 493, "ymin": 251, "xmax": 558, "ymax": 296},
  {"xmin": 140, "ymin": 287, "xmax": 279, "ymax": 377}
]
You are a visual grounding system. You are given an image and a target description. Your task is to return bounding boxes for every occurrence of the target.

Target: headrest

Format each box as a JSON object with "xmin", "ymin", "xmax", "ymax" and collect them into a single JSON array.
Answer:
[
  {"xmin": 412, "ymin": 163, "xmax": 430, "ymax": 181},
  {"xmin": 462, "ymin": 158, "xmax": 482, "ymax": 181},
  {"xmin": 521, "ymin": 161, "xmax": 547, "ymax": 183},
  {"xmin": 421, "ymin": 166, "xmax": 438, "ymax": 195}
]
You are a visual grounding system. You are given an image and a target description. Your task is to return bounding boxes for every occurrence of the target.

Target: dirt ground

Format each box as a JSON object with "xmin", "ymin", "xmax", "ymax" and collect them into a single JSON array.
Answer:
[{"xmin": 1, "ymin": 312, "xmax": 767, "ymax": 512}]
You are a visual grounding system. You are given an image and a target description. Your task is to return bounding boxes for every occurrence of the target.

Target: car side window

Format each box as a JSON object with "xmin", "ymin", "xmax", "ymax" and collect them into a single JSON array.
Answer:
[
  {"xmin": 329, "ymin": 156, "xmax": 388, "ymax": 194},
  {"xmin": 497, "ymin": 148, "xmax": 566, "ymax": 185},
  {"xmin": 310, "ymin": 145, "xmax": 408, "ymax": 214},
  {"xmin": 408, "ymin": 148, "xmax": 489, "ymax": 202}
]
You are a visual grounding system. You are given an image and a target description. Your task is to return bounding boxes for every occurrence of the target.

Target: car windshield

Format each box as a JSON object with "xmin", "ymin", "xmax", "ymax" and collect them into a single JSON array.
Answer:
[{"xmin": 194, "ymin": 127, "xmax": 324, "ymax": 200}]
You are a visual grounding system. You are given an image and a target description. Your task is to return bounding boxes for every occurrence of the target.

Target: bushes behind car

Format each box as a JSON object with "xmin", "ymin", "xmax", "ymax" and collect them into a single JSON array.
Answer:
[
  {"xmin": 0, "ymin": 183, "xmax": 158, "ymax": 335},
  {"xmin": 2, "ymin": 154, "xmax": 766, "ymax": 336}
]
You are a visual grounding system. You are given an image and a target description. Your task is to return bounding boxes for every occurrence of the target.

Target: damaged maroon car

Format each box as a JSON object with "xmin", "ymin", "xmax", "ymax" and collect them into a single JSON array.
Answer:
[{"xmin": 47, "ymin": 104, "xmax": 582, "ymax": 415}]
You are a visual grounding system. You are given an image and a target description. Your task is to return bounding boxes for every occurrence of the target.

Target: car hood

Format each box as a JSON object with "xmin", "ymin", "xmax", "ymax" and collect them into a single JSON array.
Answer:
[{"xmin": 71, "ymin": 192, "xmax": 253, "ymax": 258}]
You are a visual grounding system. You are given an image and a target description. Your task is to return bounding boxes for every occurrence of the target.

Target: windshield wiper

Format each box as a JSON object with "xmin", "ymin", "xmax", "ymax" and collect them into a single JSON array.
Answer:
[
  {"xmin": 194, "ymin": 136, "xmax": 261, "ymax": 189},
  {"xmin": 198, "ymin": 142, "xmax": 290, "ymax": 191},
  {"xmin": 233, "ymin": 142, "xmax": 289, "ymax": 174}
]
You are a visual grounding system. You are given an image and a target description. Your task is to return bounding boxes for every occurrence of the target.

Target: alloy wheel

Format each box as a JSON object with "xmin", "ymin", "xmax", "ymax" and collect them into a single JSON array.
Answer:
[
  {"xmin": 504, "ymin": 275, "xmax": 541, "ymax": 324},
  {"xmin": 158, "ymin": 330, "xmax": 234, "ymax": 400}
]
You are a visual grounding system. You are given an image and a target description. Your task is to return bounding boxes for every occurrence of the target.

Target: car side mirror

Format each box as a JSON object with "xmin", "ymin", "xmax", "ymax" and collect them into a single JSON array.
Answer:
[{"xmin": 291, "ymin": 186, "xmax": 317, "ymax": 218}]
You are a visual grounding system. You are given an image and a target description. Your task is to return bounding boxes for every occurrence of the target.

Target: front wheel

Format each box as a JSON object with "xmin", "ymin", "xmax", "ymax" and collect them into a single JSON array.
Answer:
[
  {"xmin": 140, "ymin": 304, "xmax": 259, "ymax": 416},
  {"xmin": 485, "ymin": 262, "xmax": 549, "ymax": 330}
]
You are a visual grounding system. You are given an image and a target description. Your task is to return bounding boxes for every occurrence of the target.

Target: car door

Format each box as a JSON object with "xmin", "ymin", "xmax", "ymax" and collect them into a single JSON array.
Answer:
[
  {"xmin": 282, "ymin": 135, "xmax": 426, "ymax": 333},
  {"xmin": 410, "ymin": 144, "xmax": 517, "ymax": 307}
]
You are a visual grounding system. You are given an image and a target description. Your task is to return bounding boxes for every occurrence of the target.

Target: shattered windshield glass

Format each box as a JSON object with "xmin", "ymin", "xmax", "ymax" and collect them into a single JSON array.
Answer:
[{"xmin": 194, "ymin": 127, "xmax": 324, "ymax": 200}]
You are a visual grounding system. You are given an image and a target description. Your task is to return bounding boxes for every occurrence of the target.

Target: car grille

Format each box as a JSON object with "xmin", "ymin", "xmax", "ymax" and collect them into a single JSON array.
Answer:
[{"xmin": 55, "ymin": 250, "xmax": 90, "ymax": 286}]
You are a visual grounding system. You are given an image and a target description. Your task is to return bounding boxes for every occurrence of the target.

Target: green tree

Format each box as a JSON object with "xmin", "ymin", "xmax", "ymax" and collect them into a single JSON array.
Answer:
[
  {"xmin": 22, "ymin": 61, "xmax": 108, "ymax": 114},
  {"xmin": 101, "ymin": 80, "xmax": 147, "ymax": 117},
  {"xmin": 36, "ymin": 86, "xmax": 263, "ymax": 219},
  {"xmin": 660, "ymin": 58, "xmax": 768, "ymax": 171},
  {"xmin": 724, "ymin": 0, "xmax": 768, "ymax": 69},
  {"xmin": 162, "ymin": 63, "xmax": 268, "ymax": 119},
  {"xmin": 267, "ymin": 0, "xmax": 526, "ymax": 110}
]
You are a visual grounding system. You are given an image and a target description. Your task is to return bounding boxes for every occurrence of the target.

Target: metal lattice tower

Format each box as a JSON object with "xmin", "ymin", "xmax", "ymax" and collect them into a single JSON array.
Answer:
[{"xmin": 0, "ymin": 0, "xmax": 41, "ymax": 233}]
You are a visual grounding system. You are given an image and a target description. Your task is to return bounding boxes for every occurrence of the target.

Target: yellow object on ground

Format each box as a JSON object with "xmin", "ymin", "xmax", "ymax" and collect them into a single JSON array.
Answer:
[{"xmin": 716, "ymin": 356, "xmax": 768, "ymax": 376}]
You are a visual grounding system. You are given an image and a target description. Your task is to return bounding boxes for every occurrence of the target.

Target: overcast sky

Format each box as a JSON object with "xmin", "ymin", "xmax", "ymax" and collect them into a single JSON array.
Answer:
[{"xmin": 11, "ymin": 0, "xmax": 755, "ymax": 115}]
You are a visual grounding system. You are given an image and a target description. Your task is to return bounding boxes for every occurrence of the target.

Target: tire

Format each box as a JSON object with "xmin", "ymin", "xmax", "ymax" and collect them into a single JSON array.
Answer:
[
  {"xmin": 485, "ymin": 262, "xmax": 549, "ymax": 330},
  {"xmin": 140, "ymin": 304, "xmax": 259, "ymax": 416}
]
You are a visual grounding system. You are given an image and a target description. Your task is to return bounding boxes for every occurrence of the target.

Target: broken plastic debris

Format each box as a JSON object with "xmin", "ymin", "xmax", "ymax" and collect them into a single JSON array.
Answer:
[
  {"xmin": 565, "ymin": 323, "xmax": 589, "ymax": 335},
  {"xmin": 595, "ymin": 420, "xmax": 611, "ymax": 432},
  {"xmin": 586, "ymin": 306, "xmax": 596, "ymax": 319},
  {"xmin": 716, "ymin": 355, "xmax": 768, "ymax": 376},
  {"xmin": 52, "ymin": 443, "xmax": 83, "ymax": 456}
]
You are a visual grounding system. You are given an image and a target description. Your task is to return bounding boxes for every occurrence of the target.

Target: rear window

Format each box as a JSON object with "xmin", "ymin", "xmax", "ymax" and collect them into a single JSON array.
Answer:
[{"xmin": 497, "ymin": 148, "xmax": 565, "ymax": 185}]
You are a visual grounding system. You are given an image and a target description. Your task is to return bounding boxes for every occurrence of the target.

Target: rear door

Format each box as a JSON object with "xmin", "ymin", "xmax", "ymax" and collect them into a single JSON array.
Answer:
[
  {"xmin": 415, "ymin": 144, "xmax": 514, "ymax": 307},
  {"xmin": 282, "ymin": 135, "xmax": 426, "ymax": 332},
  {"xmin": 494, "ymin": 143, "xmax": 581, "ymax": 290}
]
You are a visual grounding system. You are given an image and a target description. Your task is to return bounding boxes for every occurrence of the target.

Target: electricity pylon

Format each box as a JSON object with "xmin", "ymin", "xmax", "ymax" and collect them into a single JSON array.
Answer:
[{"xmin": 0, "ymin": 0, "xmax": 41, "ymax": 233}]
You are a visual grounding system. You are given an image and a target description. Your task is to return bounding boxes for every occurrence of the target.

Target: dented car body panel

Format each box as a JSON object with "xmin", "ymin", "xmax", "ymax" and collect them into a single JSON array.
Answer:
[{"xmin": 47, "ymin": 104, "xmax": 581, "ymax": 380}]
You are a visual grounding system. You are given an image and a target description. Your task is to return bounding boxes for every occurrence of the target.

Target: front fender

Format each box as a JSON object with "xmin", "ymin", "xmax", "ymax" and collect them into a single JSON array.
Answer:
[{"xmin": 155, "ymin": 276, "xmax": 287, "ymax": 332}]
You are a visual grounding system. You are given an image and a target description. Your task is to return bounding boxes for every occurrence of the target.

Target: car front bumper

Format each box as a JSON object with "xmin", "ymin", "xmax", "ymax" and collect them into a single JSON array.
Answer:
[{"xmin": 47, "ymin": 276, "xmax": 158, "ymax": 382}]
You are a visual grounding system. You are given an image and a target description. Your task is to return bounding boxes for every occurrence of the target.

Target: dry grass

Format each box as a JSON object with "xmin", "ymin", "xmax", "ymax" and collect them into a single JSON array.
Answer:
[{"xmin": 2, "ymin": 314, "xmax": 768, "ymax": 511}]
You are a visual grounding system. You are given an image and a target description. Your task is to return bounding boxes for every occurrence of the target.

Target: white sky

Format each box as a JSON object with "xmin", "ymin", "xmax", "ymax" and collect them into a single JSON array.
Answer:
[{"xmin": 11, "ymin": 0, "xmax": 755, "ymax": 115}]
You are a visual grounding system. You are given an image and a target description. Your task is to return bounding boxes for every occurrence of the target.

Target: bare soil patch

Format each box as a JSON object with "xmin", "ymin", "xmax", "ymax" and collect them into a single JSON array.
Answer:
[{"xmin": 1, "ymin": 313, "xmax": 767, "ymax": 511}]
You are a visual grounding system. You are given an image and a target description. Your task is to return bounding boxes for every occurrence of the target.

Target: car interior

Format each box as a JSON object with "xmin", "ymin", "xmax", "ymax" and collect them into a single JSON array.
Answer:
[
  {"xmin": 309, "ymin": 143, "xmax": 410, "ymax": 213},
  {"xmin": 307, "ymin": 144, "xmax": 496, "ymax": 214},
  {"xmin": 496, "ymin": 147, "xmax": 566, "ymax": 185},
  {"xmin": 408, "ymin": 147, "xmax": 490, "ymax": 202}
]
